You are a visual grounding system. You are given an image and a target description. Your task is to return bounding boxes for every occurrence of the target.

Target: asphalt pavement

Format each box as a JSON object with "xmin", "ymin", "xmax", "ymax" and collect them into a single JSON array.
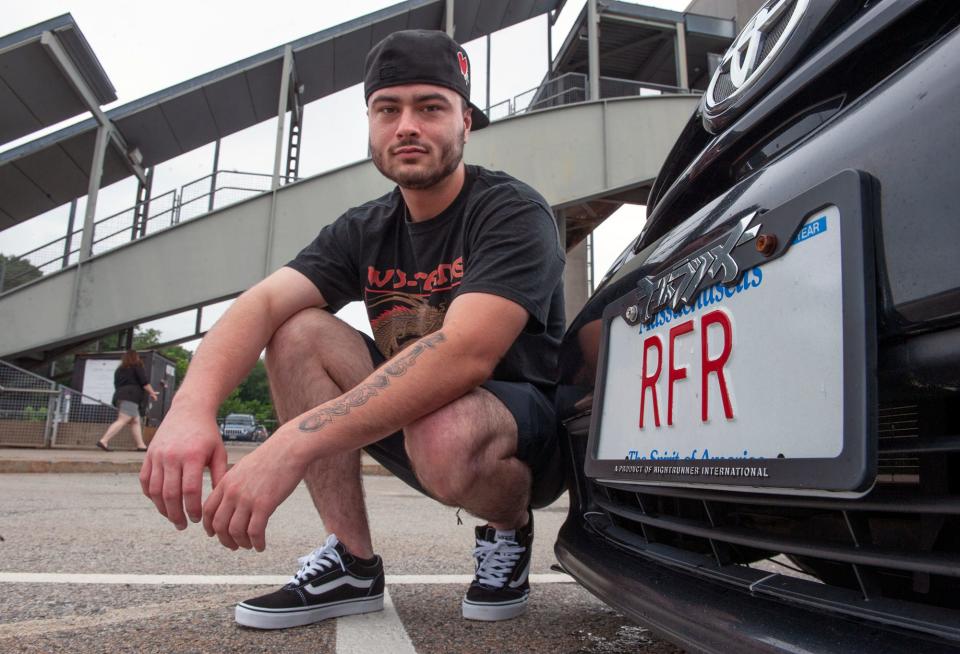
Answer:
[{"xmin": 0, "ymin": 445, "xmax": 683, "ymax": 653}]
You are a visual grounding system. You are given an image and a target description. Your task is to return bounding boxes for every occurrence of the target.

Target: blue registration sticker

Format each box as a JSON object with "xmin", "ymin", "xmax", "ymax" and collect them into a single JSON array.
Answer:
[{"xmin": 793, "ymin": 215, "xmax": 827, "ymax": 244}]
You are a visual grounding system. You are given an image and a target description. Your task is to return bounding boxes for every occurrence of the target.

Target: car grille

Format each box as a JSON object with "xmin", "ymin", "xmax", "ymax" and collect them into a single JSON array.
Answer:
[
  {"xmin": 877, "ymin": 403, "xmax": 921, "ymax": 482},
  {"xmin": 579, "ymin": 400, "xmax": 960, "ymax": 644}
]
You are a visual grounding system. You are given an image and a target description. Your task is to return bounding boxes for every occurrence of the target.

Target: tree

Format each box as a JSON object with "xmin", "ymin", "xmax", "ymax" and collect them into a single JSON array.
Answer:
[
  {"xmin": 236, "ymin": 359, "xmax": 271, "ymax": 404},
  {"xmin": 0, "ymin": 254, "xmax": 42, "ymax": 292},
  {"xmin": 218, "ymin": 359, "xmax": 275, "ymax": 427},
  {"xmin": 131, "ymin": 327, "xmax": 193, "ymax": 387}
]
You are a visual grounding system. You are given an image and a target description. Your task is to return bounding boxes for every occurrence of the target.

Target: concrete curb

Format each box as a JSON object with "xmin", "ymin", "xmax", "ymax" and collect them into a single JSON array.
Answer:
[
  {"xmin": 0, "ymin": 446, "xmax": 391, "ymax": 475},
  {"xmin": 0, "ymin": 460, "xmax": 391, "ymax": 475}
]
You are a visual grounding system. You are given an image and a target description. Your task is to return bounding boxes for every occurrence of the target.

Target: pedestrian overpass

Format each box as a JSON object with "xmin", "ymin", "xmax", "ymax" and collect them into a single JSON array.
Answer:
[
  {"xmin": 0, "ymin": 93, "xmax": 698, "ymax": 361},
  {"xmin": 0, "ymin": 0, "xmax": 733, "ymax": 368}
]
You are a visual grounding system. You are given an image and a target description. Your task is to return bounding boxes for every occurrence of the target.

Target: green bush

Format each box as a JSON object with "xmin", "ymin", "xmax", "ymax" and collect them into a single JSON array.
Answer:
[{"xmin": 23, "ymin": 405, "xmax": 48, "ymax": 422}]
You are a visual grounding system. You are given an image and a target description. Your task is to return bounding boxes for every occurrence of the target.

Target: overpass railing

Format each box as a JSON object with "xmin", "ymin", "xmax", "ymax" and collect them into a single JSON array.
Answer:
[
  {"xmin": 488, "ymin": 72, "xmax": 696, "ymax": 120},
  {"xmin": 0, "ymin": 171, "xmax": 275, "ymax": 294}
]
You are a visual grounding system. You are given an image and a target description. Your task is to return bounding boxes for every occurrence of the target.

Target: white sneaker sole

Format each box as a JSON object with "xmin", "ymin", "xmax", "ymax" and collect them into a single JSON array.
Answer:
[
  {"xmin": 235, "ymin": 594, "xmax": 384, "ymax": 630},
  {"xmin": 461, "ymin": 596, "xmax": 528, "ymax": 621}
]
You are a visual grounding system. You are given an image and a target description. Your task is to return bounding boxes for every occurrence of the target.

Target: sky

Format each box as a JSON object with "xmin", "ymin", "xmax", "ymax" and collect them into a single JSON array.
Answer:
[{"xmin": 2, "ymin": 0, "xmax": 691, "ymax": 349}]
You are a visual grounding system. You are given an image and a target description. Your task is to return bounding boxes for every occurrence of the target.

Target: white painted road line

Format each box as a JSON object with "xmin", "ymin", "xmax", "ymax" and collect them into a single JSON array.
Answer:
[
  {"xmin": 0, "ymin": 572, "xmax": 573, "ymax": 585},
  {"xmin": 336, "ymin": 589, "xmax": 417, "ymax": 654}
]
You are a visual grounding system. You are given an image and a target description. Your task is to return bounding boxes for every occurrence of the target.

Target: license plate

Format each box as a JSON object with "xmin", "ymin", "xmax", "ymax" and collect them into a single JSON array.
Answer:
[{"xmin": 585, "ymin": 172, "xmax": 875, "ymax": 496}]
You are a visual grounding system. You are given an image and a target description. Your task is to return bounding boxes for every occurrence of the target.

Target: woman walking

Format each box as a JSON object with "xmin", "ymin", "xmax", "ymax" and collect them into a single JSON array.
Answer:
[{"xmin": 97, "ymin": 350, "xmax": 159, "ymax": 451}]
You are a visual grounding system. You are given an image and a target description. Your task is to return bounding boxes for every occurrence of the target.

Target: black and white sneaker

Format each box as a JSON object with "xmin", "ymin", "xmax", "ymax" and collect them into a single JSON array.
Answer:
[
  {"xmin": 235, "ymin": 534, "xmax": 384, "ymax": 630},
  {"xmin": 462, "ymin": 512, "xmax": 533, "ymax": 621}
]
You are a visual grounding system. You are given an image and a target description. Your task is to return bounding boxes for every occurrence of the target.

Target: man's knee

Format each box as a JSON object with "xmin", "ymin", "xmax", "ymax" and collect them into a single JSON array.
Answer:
[
  {"xmin": 265, "ymin": 307, "xmax": 332, "ymax": 371},
  {"xmin": 404, "ymin": 403, "xmax": 485, "ymax": 505}
]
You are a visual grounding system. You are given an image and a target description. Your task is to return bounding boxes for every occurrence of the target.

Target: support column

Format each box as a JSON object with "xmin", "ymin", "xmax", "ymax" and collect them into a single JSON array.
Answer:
[
  {"xmin": 586, "ymin": 232, "xmax": 595, "ymax": 295},
  {"xmin": 587, "ymin": 0, "xmax": 601, "ymax": 101},
  {"xmin": 271, "ymin": 46, "xmax": 294, "ymax": 191},
  {"xmin": 121, "ymin": 327, "xmax": 134, "ymax": 351},
  {"xmin": 445, "ymin": 0, "xmax": 455, "ymax": 37},
  {"xmin": 564, "ymin": 239, "xmax": 590, "ymax": 327},
  {"xmin": 62, "ymin": 199, "xmax": 77, "ymax": 268},
  {"xmin": 485, "ymin": 33, "xmax": 491, "ymax": 113},
  {"xmin": 675, "ymin": 20, "xmax": 689, "ymax": 90},
  {"xmin": 208, "ymin": 139, "xmax": 221, "ymax": 212},
  {"xmin": 547, "ymin": 12, "xmax": 554, "ymax": 74},
  {"xmin": 266, "ymin": 46, "xmax": 294, "ymax": 276},
  {"xmin": 133, "ymin": 167, "xmax": 153, "ymax": 239},
  {"xmin": 286, "ymin": 83, "xmax": 304, "ymax": 183},
  {"xmin": 79, "ymin": 125, "xmax": 110, "ymax": 262},
  {"xmin": 41, "ymin": 31, "xmax": 146, "ymax": 186}
]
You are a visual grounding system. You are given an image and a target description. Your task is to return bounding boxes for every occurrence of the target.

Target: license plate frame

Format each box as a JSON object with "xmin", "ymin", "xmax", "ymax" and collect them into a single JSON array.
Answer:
[{"xmin": 584, "ymin": 171, "xmax": 877, "ymax": 496}]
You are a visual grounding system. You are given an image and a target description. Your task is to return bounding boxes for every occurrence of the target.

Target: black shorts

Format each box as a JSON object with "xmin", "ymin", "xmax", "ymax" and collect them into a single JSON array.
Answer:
[{"xmin": 359, "ymin": 334, "xmax": 559, "ymax": 498}]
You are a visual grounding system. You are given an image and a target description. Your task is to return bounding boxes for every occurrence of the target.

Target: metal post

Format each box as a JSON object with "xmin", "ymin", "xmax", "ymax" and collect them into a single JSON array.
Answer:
[
  {"xmin": 137, "ymin": 167, "xmax": 153, "ymax": 238},
  {"xmin": 286, "ymin": 86, "xmax": 303, "ymax": 183},
  {"xmin": 79, "ymin": 125, "xmax": 110, "ymax": 262},
  {"xmin": 286, "ymin": 122, "xmax": 302, "ymax": 183},
  {"xmin": 132, "ymin": 167, "xmax": 153, "ymax": 239},
  {"xmin": 547, "ymin": 11, "xmax": 554, "ymax": 74},
  {"xmin": 587, "ymin": 232, "xmax": 595, "ymax": 295},
  {"xmin": 0, "ymin": 259, "xmax": 6, "ymax": 293},
  {"xmin": 266, "ymin": 46, "xmax": 294, "ymax": 276},
  {"xmin": 62, "ymin": 199, "xmax": 77, "ymax": 268},
  {"xmin": 485, "ymin": 33, "xmax": 491, "ymax": 113},
  {"xmin": 41, "ymin": 31, "xmax": 146, "ymax": 186},
  {"xmin": 209, "ymin": 139, "xmax": 221, "ymax": 212},
  {"xmin": 587, "ymin": 0, "xmax": 601, "ymax": 101},
  {"xmin": 445, "ymin": 0, "xmax": 455, "ymax": 37},
  {"xmin": 44, "ymin": 390, "xmax": 58, "ymax": 448},
  {"xmin": 675, "ymin": 20, "xmax": 689, "ymax": 90},
  {"xmin": 47, "ymin": 390, "xmax": 64, "ymax": 448},
  {"xmin": 271, "ymin": 46, "xmax": 294, "ymax": 191}
]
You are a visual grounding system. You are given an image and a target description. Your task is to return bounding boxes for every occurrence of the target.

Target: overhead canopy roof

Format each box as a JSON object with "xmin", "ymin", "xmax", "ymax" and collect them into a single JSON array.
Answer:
[
  {"xmin": 0, "ymin": 14, "xmax": 116, "ymax": 146},
  {"xmin": 0, "ymin": 0, "xmax": 565, "ymax": 230},
  {"xmin": 552, "ymin": 1, "xmax": 734, "ymax": 90}
]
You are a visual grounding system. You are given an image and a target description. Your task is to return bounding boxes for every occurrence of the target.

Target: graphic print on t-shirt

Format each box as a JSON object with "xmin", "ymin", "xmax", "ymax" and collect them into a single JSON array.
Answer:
[{"xmin": 365, "ymin": 257, "xmax": 463, "ymax": 357}]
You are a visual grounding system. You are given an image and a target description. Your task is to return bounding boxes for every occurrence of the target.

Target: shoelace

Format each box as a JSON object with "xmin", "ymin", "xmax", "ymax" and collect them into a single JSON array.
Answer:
[
  {"xmin": 289, "ymin": 534, "xmax": 347, "ymax": 586},
  {"xmin": 472, "ymin": 537, "xmax": 525, "ymax": 589}
]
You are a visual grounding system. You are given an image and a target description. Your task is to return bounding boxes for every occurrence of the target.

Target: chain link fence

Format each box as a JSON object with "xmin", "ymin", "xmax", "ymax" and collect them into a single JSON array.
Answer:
[{"xmin": 0, "ymin": 359, "xmax": 142, "ymax": 450}]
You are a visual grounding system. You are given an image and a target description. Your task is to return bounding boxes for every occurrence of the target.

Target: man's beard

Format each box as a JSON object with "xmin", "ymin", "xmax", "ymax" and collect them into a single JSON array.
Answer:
[{"xmin": 371, "ymin": 130, "xmax": 465, "ymax": 190}]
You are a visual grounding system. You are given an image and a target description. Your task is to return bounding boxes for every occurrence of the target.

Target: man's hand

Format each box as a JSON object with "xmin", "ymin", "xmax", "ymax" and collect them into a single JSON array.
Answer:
[
  {"xmin": 202, "ymin": 429, "xmax": 307, "ymax": 551},
  {"xmin": 139, "ymin": 405, "xmax": 228, "ymax": 530}
]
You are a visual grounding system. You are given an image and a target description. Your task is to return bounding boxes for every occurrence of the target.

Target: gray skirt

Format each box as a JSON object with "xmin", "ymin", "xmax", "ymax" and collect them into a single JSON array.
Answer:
[{"xmin": 118, "ymin": 400, "xmax": 140, "ymax": 418}]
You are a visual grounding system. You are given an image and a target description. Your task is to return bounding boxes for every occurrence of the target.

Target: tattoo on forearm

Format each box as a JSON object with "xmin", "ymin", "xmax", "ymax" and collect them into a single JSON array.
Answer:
[{"xmin": 298, "ymin": 332, "xmax": 447, "ymax": 432}]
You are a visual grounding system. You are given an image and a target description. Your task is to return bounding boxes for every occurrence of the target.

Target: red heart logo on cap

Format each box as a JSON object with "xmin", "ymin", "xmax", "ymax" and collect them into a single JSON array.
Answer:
[{"xmin": 457, "ymin": 51, "xmax": 469, "ymax": 83}]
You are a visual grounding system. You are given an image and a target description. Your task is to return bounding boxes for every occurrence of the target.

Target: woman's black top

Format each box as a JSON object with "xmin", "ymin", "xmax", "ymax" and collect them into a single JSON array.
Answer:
[{"xmin": 113, "ymin": 364, "xmax": 149, "ymax": 405}]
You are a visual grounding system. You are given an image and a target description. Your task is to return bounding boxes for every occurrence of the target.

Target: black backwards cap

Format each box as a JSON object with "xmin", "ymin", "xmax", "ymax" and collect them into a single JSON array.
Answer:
[{"xmin": 363, "ymin": 29, "xmax": 490, "ymax": 130}]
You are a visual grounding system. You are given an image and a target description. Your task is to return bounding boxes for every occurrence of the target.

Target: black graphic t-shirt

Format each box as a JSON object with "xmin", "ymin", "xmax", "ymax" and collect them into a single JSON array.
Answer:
[{"xmin": 286, "ymin": 165, "xmax": 566, "ymax": 388}]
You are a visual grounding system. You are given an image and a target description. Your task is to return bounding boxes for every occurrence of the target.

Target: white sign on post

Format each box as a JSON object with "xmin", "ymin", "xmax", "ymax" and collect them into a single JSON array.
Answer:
[{"xmin": 82, "ymin": 359, "xmax": 119, "ymax": 405}]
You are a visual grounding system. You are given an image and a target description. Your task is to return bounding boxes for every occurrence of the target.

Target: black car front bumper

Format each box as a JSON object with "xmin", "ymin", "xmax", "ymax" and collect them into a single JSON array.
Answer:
[{"xmin": 555, "ymin": 516, "xmax": 958, "ymax": 653}]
